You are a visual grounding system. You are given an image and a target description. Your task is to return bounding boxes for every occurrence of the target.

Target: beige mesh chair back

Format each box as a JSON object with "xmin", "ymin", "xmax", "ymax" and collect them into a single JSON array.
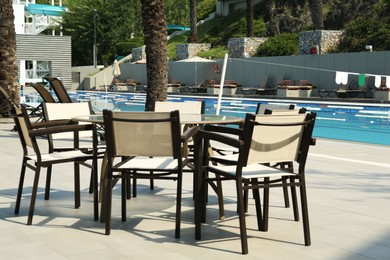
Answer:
[
  {"xmin": 246, "ymin": 114, "xmax": 307, "ymax": 164},
  {"xmin": 194, "ymin": 112, "xmax": 316, "ymax": 254},
  {"xmin": 256, "ymin": 102, "xmax": 295, "ymax": 114},
  {"xmin": 105, "ymin": 111, "xmax": 180, "ymax": 157},
  {"xmin": 12, "ymin": 104, "xmax": 99, "ymax": 225},
  {"xmin": 102, "ymin": 110, "xmax": 193, "ymax": 238},
  {"xmin": 44, "ymin": 102, "xmax": 94, "ymax": 139},
  {"xmin": 155, "ymin": 100, "xmax": 205, "ymax": 114}
]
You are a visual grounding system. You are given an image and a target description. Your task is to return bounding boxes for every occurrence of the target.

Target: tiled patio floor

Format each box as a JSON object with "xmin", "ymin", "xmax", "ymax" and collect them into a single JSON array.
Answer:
[{"xmin": 0, "ymin": 121, "xmax": 389, "ymax": 259}]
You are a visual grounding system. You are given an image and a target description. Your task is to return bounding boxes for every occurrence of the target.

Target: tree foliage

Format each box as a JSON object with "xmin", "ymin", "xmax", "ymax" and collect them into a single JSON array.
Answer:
[
  {"xmin": 338, "ymin": 17, "xmax": 390, "ymax": 52},
  {"xmin": 62, "ymin": 0, "xmax": 143, "ymax": 66},
  {"xmin": 256, "ymin": 33, "xmax": 299, "ymax": 56}
]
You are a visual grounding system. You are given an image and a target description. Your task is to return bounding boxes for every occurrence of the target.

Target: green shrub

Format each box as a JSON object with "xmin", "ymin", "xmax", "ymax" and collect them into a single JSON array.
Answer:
[
  {"xmin": 197, "ymin": 0, "xmax": 216, "ymax": 21},
  {"xmin": 256, "ymin": 33, "xmax": 299, "ymax": 56},
  {"xmin": 198, "ymin": 46, "xmax": 228, "ymax": 59},
  {"xmin": 115, "ymin": 37, "xmax": 144, "ymax": 56},
  {"xmin": 338, "ymin": 17, "xmax": 390, "ymax": 52}
]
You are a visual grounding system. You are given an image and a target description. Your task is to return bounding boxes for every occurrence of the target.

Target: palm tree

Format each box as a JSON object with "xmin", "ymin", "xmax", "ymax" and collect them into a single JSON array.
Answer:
[
  {"xmin": 0, "ymin": 0, "xmax": 18, "ymax": 116},
  {"xmin": 141, "ymin": 0, "xmax": 169, "ymax": 111},
  {"xmin": 188, "ymin": 0, "xmax": 198, "ymax": 42},
  {"xmin": 246, "ymin": 0, "xmax": 254, "ymax": 37},
  {"xmin": 311, "ymin": 0, "xmax": 324, "ymax": 29}
]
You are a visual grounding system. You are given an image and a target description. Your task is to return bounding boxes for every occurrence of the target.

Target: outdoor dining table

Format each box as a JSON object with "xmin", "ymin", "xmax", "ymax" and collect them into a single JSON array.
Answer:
[{"xmin": 71, "ymin": 113, "xmax": 244, "ymax": 222}]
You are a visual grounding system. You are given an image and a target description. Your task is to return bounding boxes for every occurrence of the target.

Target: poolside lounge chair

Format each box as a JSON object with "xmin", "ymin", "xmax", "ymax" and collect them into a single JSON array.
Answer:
[
  {"xmin": 318, "ymin": 79, "xmax": 366, "ymax": 98},
  {"xmin": 188, "ymin": 80, "xmax": 209, "ymax": 93},
  {"xmin": 44, "ymin": 76, "xmax": 73, "ymax": 103},
  {"xmin": 194, "ymin": 112, "xmax": 316, "ymax": 254},
  {"xmin": 0, "ymin": 86, "xmax": 36, "ymax": 118},
  {"xmin": 241, "ymin": 75, "xmax": 271, "ymax": 95}
]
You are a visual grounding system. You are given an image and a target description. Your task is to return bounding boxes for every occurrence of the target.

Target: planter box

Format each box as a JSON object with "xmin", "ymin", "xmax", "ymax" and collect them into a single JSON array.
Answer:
[
  {"xmin": 374, "ymin": 90, "xmax": 390, "ymax": 101},
  {"xmin": 207, "ymin": 87, "xmax": 237, "ymax": 95},
  {"xmin": 115, "ymin": 85, "xmax": 135, "ymax": 92},
  {"xmin": 167, "ymin": 86, "xmax": 179, "ymax": 93},
  {"xmin": 277, "ymin": 87, "xmax": 312, "ymax": 98}
]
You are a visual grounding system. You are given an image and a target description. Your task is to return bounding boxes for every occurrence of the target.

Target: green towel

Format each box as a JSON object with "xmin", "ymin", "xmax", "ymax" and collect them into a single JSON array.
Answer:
[{"xmin": 358, "ymin": 73, "xmax": 365, "ymax": 87}]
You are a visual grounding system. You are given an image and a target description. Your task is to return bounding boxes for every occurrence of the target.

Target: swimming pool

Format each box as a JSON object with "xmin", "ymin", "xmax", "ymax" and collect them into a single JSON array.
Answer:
[{"xmin": 22, "ymin": 90, "xmax": 390, "ymax": 146}]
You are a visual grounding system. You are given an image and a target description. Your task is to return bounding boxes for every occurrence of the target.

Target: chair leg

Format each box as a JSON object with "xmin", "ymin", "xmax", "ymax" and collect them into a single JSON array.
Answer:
[
  {"xmin": 132, "ymin": 173, "xmax": 137, "ymax": 198},
  {"xmin": 149, "ymin": 170, "xmax": 154, "ymax": 190},
  {"xmin": 92, "ymin": 156, "xmax": 99, "ymax": 221},
  {"xmin": 261, "ymin": 177, "xmax": 270, "ymax": 232},
  {"xmin": 126, "ymin": 177, "xmax": 131, "ymax": 199},
  {"xmin": 195, "ymin": 172, "xmax": 207, "ymax": 240},
  {"xmin": 175, "ymin": 171, "xmax": 183, "ymax": 239},
  {"xmin": 121, "ymin": 174, "xmax": 127, "ymax": 222},
  {"xmin": 74, "ymin": 162, "xmax": 81, "ymax": 209},
  {"xmin": 251, "ymin": 178, "xmax": 263, "ymax": 231},
  {"xmin": 27, "ymin": 166, "xmax": 41, "ymax": 225},
  {"xmin": 282, "ymin": 178, "xmax": 290, "ymax": 208},
  {"xmin": 105, "ymin": 170, "xmax": 113, "ymax": 235},
  {"xmin": 236, "ymin": 178, "xmax": 248, "ymax": 255},
  {"xmin": 215, "ymin": 176, "xmax": 225, "ymax": 220},
  {"xmin": 290, "ymin": 177, "xmax": 299, "ymax": 221},
  {"xmin": 89, "ymin": 169, "xmax": 93, "ymax": 194},
  {"xmin": 15, "ymin": 160, "xmax": 27, "ymax": 215},
  {"xmin": 299, "ymin": 178, "xmax": 311, "ymax": 246},
  {"xmin": 44, "ymin": 166, "xmax": 52, "ymax": 200}
]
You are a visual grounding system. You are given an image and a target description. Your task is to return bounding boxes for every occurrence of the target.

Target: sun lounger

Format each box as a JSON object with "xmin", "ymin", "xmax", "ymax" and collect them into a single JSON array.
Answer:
[
  {"xmin": 318, "ymin": 79, "xmax": 367, "ymax": 98},
  {"xmin": 241, "ymin": 75, "xmax": 271, "ymax": 95}
]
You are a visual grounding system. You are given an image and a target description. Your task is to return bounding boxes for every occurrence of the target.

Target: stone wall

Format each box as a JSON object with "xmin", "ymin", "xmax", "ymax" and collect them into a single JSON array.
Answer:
[
  {"xmin": 131, "ymin": 47, "xmax": 146, "ymax": 62},
  {"xmin": 228, "ymin": 37, "xmax": 267, "ymax": 58},
  {"xmin": 299, "ymin": 30, "xmax": 344, "ymax": 55},
  {"xmin": 176, "ymin": 43, "xmax": 211, "ymax": 60}
]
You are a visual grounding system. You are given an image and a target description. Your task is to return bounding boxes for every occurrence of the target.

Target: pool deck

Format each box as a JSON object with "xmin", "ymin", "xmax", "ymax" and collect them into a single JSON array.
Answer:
[{"xmin": 0, "ymin": 119, "xmax": 389, "ymax": 259}]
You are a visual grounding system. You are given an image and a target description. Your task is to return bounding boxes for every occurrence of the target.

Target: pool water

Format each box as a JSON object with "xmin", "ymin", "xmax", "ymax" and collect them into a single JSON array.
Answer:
[{"xmin": 23, "ymin": 90, "xmax": 390, "ymax": 146}]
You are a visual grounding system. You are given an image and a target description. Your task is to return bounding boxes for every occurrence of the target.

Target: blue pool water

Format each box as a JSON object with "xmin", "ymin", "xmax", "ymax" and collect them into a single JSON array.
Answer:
[{"xmin": 23, "ymin": 90, "xmax": 390, "ymax": 146}]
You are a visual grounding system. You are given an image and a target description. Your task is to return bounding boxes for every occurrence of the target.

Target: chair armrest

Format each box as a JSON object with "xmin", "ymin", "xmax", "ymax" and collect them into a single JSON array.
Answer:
[
  {"xmin": 181, "ymin": 125, "xmax": 200, "ymax": 142},
  {"xmin": 29, "ymin": 123, "xmax": 94, "ymax": 137},
  {"xmin": 31, "ymin": 119, "xmax": 75, "ymax": 129},
  {"xmin": 198, "ymin": 129, "xmax": 242, "ymax": 149},
  {"xmin": 203, "ymin": 124, "xmax": 242, "ymax": 136}
]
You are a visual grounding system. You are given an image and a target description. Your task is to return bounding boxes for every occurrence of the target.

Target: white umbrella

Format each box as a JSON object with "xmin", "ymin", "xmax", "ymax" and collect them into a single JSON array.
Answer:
[
  {"xmin": 113, "ymin": 59, "xmax": 121, "ymax": 77},
  {"xmin": 177, "ymin": 56, "xmax": 216, "ymax": 85}
]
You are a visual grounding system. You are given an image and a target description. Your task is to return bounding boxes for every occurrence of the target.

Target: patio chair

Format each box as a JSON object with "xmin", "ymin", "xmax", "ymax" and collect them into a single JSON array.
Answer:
[
  {"xmin": 12, "ymin": 104, "xmax": 99, "ymax": 225},
  {"xmin": 131, "ymin": 100, "xmax": 205, "ymax": 196},
  {"xmin": 102, "ymin": 110, "xmax": 198, "ymax": 237},
  {"xmin": 43, "ymin": 76, "xmax": 73, "ymax": 103},
  {"xmin": 194, "ymin": 112, "xmax": 316, "ymax": 254},
  {"xmin": 43, "ymin": 102, "xmax": 105, "ymax": 197},
  {"xmin": 241, "ymin": 75, "xmax": 272, "ymax": 95}
]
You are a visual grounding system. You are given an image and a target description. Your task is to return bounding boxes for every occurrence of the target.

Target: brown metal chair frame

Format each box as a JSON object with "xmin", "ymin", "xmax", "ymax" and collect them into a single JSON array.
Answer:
[
  {"xmin": 12, "ymin": 105, "xmax": 99, "ymax": 225},
  {"xmin": 102, "ymin": 110, "xmax": 199, "ymax": 237},
  {"xmin": 194, "ymin": 112, "xmax": 316, "ymax": 254}
]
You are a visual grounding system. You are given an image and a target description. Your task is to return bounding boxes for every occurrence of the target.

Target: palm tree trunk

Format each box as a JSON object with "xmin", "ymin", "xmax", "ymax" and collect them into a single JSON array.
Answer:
[
  {"xmin": 141, "ymin": 0, "xmax": 169, "ymax": 111},
  {"xmin": 246, "ymin": 0, "xmax": 254, "ymax": 37},
  {"xmin": 188, "ymin": 0, "xmax": 198, "ymax": 42},
  {"xmin": 0, "ymin": 0, "xmax": 19, "ymax": 116},
  {"xmin": 311, "ymin": 0, "xmax": 324, "ymax": 29}
]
